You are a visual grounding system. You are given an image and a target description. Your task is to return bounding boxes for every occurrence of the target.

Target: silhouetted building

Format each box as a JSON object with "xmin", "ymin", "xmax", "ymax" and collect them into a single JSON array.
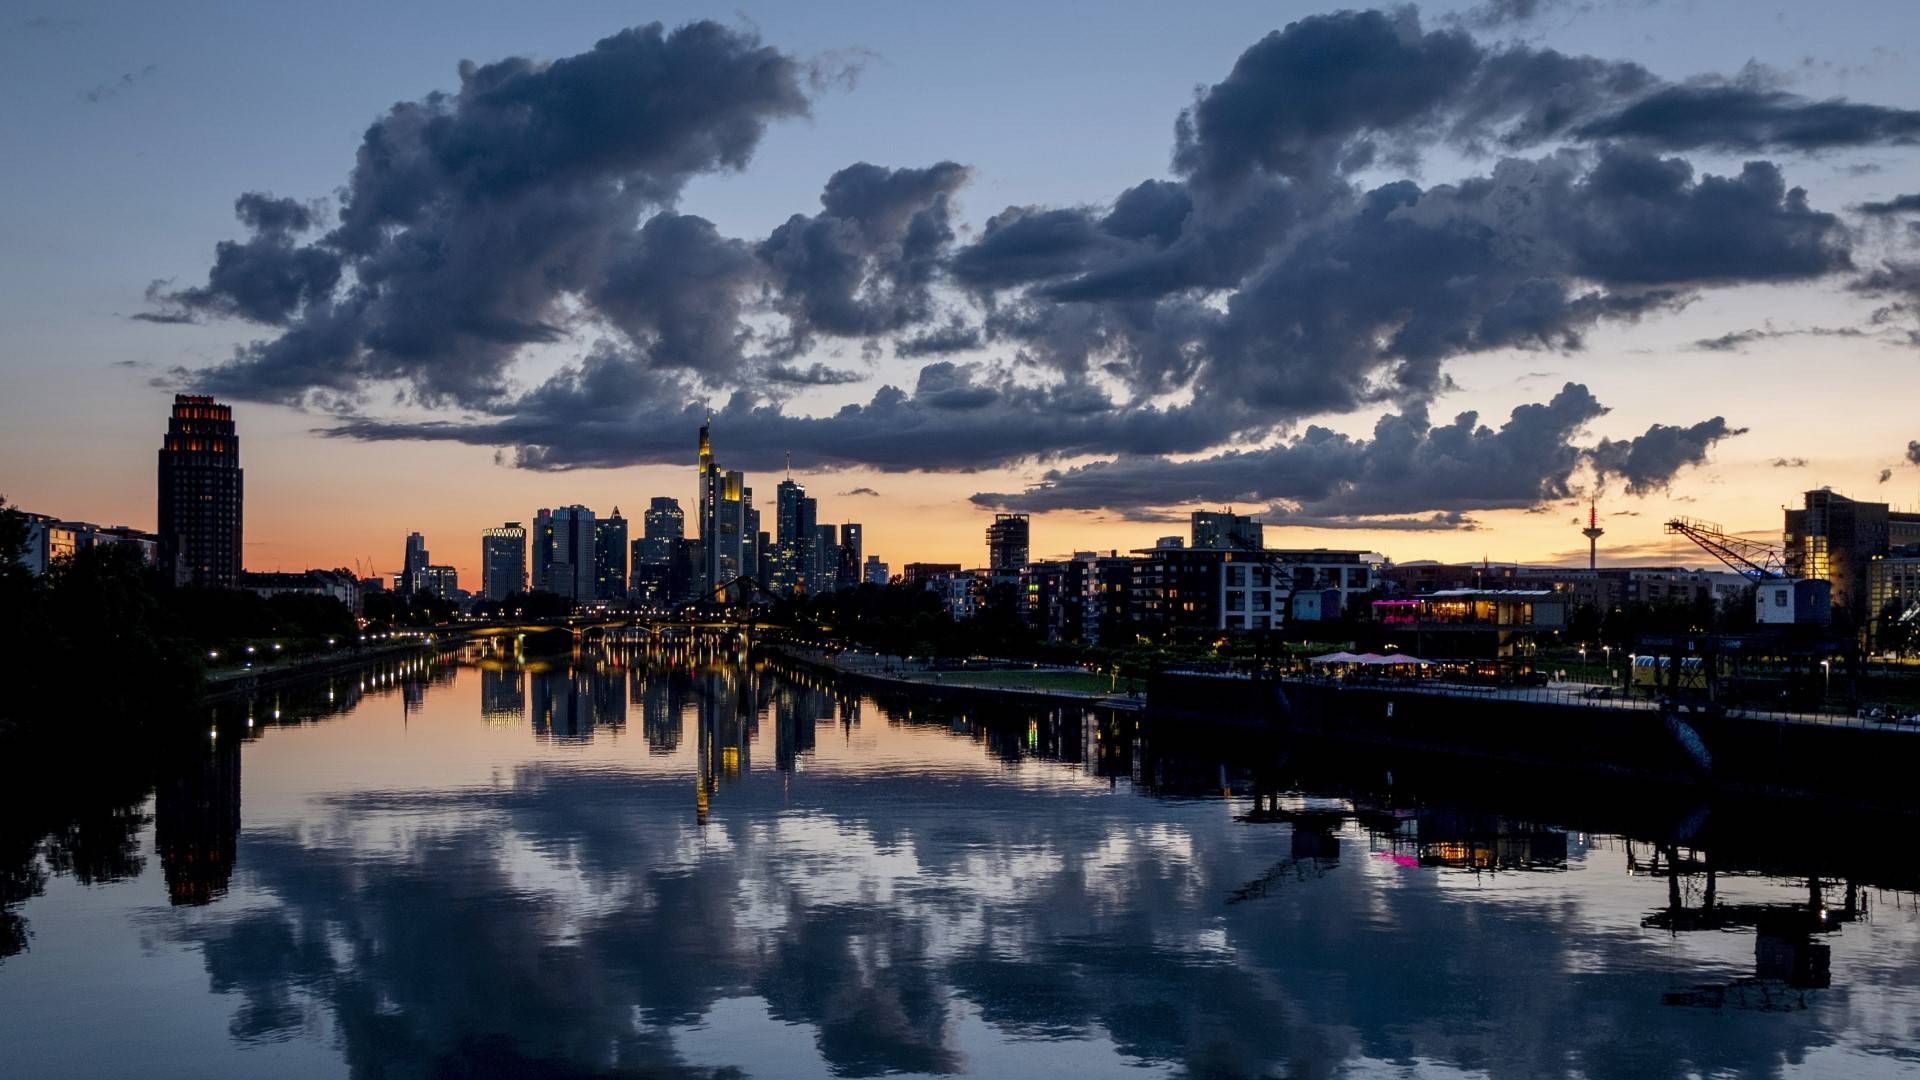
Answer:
[
  {"xmin": 838, "ymin": 523, "xmax": 863, "ymax": 588},
  {"xmin": 481, "ymin": 523, "xmax": 527, "ymax": 601},
  {"xmin": 903, "ymin": 562, "xmax": 961, "ymax": 585},
  {"xmin": 422, "ymin": 564, "xmax": 458, "ymax": 599},
  {"xmin": 401, "ymin": 532, "xmax": 430, "ymax": 595},
  {"xmin": 814, "ymin": 523, "xmax": 839, "ymax": 590},
  {"xmin": 239, "ymin": 568, "xmax": 359, "ymax": 611},
  {"xmin": 987, "ymin": 513, "xmax": 1029, "ymax": 572},
  {"xmin": 1191, "ymin": 510, "xmax": 1264, "ymax": 551},
  {"xmin": 595, "ymin": 508, "xmax": 628, "ymax": 601},
  {"xmin": 863, "ymin": 554, "xmax": 889, "ymax": 585},
  {"xmin": 633, "ymin": 497, "xmax": 687, "ymax": 606},
  {"xmin": 531, "ymin": 509, "xmax": 555, "ymax": 593},
  {"xmin": 542, "ymin": 505, "xmax": 596, "ymax": 604},
  {"xmin": 157, "ymin": 394, "xmax": 243, "ymax": 587}
]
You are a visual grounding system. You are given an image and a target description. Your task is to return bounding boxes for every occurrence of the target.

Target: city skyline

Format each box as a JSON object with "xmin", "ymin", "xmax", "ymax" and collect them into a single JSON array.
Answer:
[{"xmin": 6, "ymin": 2, "xmax": 1920, "ymax": 584}]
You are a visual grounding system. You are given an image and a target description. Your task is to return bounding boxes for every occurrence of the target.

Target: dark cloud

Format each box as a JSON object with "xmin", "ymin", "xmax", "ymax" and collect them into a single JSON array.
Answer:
[
  {"xmin": 1857, "ymin": 193, "xmax": 1920, "ymax": 216},
  {"xmin": 972, "ymin": 383, "xmax": 1738, "ymax": 518},
  {"xmin": 329, "ymin": 352, "xmax": 1229, "ymax": 473},
  {"xmin": 173, "ymin": 22, "xmax": 811, "ymax": 408},
  {"xmin": 156, "ymin": 8, "xmax": 1892, "ymax": 501},
  {"xmin": 591, "ymin": 212, "xmax": 760, "ymax": 380},
  {"xmin": 1454, "ymin": 0, "xmax": 1570, "ymax": 29},
  {"xmin": 1772, "ymin": 457, "xmax": 1809, "ymax": 468},
  {"xmin": 82, "ymin": 63, "xmax": 156, "ymax": 104},
  {"xmin": 893, "ymin": 318, "xmax": 981, "ymax": 358},
  {"xmin": 147, "ymin": 194, "xmax": 341, "ymax": 326},
  {"xmin": 759, "ymin": 162, "xmax": 969, "ymax": 344},
  {"xmin": 1908, "ymin": 441, "xmax": 1920, "ymax": 466},
  {"xmin": 1588, "ymin": 416, "xmax": 1745, "ymax": 495},
  {"xmin": 1693, "ymin": 325, "xmax": 1868, "ymax": 352},
  {"xmin": 1880, "ymin": 468, "xmax": 1895, "ymax": 484},
  {"xmin": 1575, "ymin": 85, "xmax": 1920, "ymax": 153},
  {"xmin": 841, "ymin": 487, "xmax": 880, "ymax": 497},
  {"xmin": 764, "ymin": 362, "xmax": 865, "ymax": 386}
]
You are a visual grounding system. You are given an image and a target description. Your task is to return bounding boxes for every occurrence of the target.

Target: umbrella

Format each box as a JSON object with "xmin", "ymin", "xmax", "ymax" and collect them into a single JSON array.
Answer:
[{"xmin": 1309, "ymin": 651, "xmax": 1361, "ymax": 663}]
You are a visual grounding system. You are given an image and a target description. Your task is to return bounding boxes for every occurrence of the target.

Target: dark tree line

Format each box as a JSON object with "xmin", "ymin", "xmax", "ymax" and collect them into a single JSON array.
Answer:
[{"xmin": 0, "ymin": 497, "xmax": 356, "ymax": 736}]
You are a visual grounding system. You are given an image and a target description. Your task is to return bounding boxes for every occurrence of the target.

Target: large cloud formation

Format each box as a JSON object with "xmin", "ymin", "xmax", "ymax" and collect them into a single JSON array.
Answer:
[
  {"xmin": 971, "ymin": 382, "xmax": 1742, "ymax": 523},
  {"xmin": 149, "ymin": 9, "xmax": 1916, "ymax": 520}
]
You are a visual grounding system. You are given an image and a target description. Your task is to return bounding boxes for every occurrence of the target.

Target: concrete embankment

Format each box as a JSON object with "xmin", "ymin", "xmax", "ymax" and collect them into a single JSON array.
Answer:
[{"xmin": 1149, "ymin": 671, "xmax": 1920, "ymax": 809}]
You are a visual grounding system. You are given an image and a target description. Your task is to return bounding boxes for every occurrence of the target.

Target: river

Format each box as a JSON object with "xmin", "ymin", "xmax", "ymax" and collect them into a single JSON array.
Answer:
[{"xmin": 2, "ymin": 637, "xmax": 1918, "ymax": 1078}]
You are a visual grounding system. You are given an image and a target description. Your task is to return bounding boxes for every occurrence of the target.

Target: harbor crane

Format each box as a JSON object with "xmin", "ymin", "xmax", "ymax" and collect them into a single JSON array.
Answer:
[{"xmin": 1663, "ymin": 518, "xmax": 1786, "ymax": 580}]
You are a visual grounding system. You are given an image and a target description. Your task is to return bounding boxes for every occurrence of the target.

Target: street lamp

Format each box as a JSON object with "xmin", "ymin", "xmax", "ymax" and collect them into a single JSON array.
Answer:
[{"xmin": 1822, "ymin": 658, "xmax": 1831, "ymax": 700}]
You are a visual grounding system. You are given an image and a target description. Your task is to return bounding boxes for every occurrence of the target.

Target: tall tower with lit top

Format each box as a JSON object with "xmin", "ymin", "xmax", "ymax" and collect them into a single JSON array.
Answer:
[{"xmin": 1582, "ymin": 501, "xmax": 1605, "ymax": 571}]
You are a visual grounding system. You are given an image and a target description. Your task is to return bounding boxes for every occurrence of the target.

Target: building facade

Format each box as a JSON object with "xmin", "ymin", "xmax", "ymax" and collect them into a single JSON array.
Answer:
[
  {"xmin": 986, "ymin": 513, "xmax": 1029, "ymax": 572},
  {"xmin": 863, "ymin": 555, "xmax": 889, "ymax": 585},
  {"xmin": 157, "ymin": 394, "xmax": 243, "ymax": 588},
  {"xmin": 594, "ymin": 508, "xmax": 628, "ymax": 601},
  {"xmin": 1191, "ymin": 510, "xmax": 1264, "ymax": 551},
  {"xmin": 16, "ymin": 514, "xmax": 159, "ymax": 576},
  {"xmin": 481, "ymin": 523, "xmax": 527, "ymax": 602},
  {"xmin": 545, "ymin": 505, "xmax": 596, "ymax": 604}
]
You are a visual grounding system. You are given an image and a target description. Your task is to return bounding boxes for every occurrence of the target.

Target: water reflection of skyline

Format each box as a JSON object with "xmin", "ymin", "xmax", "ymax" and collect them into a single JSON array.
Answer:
[{"xmin": 5, "ymin": 643, "xmax": 1920, "ymax": 1079}]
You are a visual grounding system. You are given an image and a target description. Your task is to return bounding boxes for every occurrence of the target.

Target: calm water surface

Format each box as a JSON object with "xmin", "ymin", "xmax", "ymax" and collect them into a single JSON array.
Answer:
[{"xmin": 4, "ymin": 641, "xmax": 1920, "ymax": 1078}]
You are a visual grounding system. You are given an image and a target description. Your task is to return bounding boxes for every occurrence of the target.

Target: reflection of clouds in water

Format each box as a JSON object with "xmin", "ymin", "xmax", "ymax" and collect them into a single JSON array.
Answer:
[{"xmin": 106, "ymin": 660, "xmax": 1920, "ymax": 1080}]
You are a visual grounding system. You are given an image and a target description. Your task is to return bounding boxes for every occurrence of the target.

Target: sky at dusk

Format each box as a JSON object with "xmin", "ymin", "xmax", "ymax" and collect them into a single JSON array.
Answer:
[{"xmin": 5, "ymin": 0, "xmax": 1920, "ymax": 587}]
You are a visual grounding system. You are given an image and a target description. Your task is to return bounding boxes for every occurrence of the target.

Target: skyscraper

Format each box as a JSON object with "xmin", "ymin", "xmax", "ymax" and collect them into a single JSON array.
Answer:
[
  {"xmin": 839, "ymin": 523, "xmax": 864, "ymax": 589},
  {"xmin": 987, "ymin": 513, "xmax": 1030, "ymax": 572},
  {"xmin": 814, "ymin": 523, "xmax": 839, "ymax": 590},
  {"xmin": 545, "ymin": 505, "xmax": 596, "ymax": 604},
  {"xmin": 157, "ymin": 394, "xmax": 243, "ymax": 587},
  {"xmin": 531, "ymin": 509, "xmax": 555, "ymax": 593},
  {"xmin": 595, "ymin": 507, "xmax": 628, "ymax": 601},
  {"xmin": 401, "ymin": 532, "xmax": 430, "ymax": 595},
  {"xmin": 481, "ymin": 523, "xmax": 527, "ymax": 601},
  {"xmin": 633, "ymin": 497, "xmax": 686, "ymax": 606},
  {"xmin": 696, "ymin": 422, "xmax": 748, "ymax": 597}
]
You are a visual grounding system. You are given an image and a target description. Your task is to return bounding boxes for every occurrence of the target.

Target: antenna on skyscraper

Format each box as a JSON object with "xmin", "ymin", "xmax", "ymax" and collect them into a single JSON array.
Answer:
[{"xmin": 785, "ymin": 450, "xmax": 791, "ymax": 480}]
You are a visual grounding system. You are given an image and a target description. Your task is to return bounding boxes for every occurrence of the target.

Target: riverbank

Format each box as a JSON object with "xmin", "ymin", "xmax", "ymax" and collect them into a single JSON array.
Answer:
[
  {"xmin": 765, "ymin": 644, "xmax": 1146, "ymax": 711},
  {"xmin": 201, "ymin": 635, "xmax": 457, "ymax": 703}
]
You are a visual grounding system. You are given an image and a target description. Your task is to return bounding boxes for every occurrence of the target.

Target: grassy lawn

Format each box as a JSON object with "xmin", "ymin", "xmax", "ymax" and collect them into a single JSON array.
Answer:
[{"xmin": 904, "ymin": 669, "xmax": 1142, "ymax": 695}]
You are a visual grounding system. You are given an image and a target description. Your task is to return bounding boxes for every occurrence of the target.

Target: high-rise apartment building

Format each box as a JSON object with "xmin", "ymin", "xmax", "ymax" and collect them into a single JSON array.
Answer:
[
  {"xmin": 863, "ymin": 555, "xmax": 889, "ymax": 586},
  {"xmin": 595, "ymin": 508, "xmax": 628, "ymax": 601},
  {"xmin": 481, "ymin": 523, "xmax": 527, "ymax": 601},
  {"xmin": 157, "ymin": 394, "xmax": 243, "ymax": 587},
  {"xmin": 987, "ymin": 513, "xmax": 1030, "ymax": 572}
]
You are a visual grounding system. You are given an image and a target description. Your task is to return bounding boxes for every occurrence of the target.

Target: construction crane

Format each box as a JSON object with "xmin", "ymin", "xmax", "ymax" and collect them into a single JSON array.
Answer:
[{"xmin": 1664, "ymin": 518, "xmax": 1785, "ymax": 580}]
